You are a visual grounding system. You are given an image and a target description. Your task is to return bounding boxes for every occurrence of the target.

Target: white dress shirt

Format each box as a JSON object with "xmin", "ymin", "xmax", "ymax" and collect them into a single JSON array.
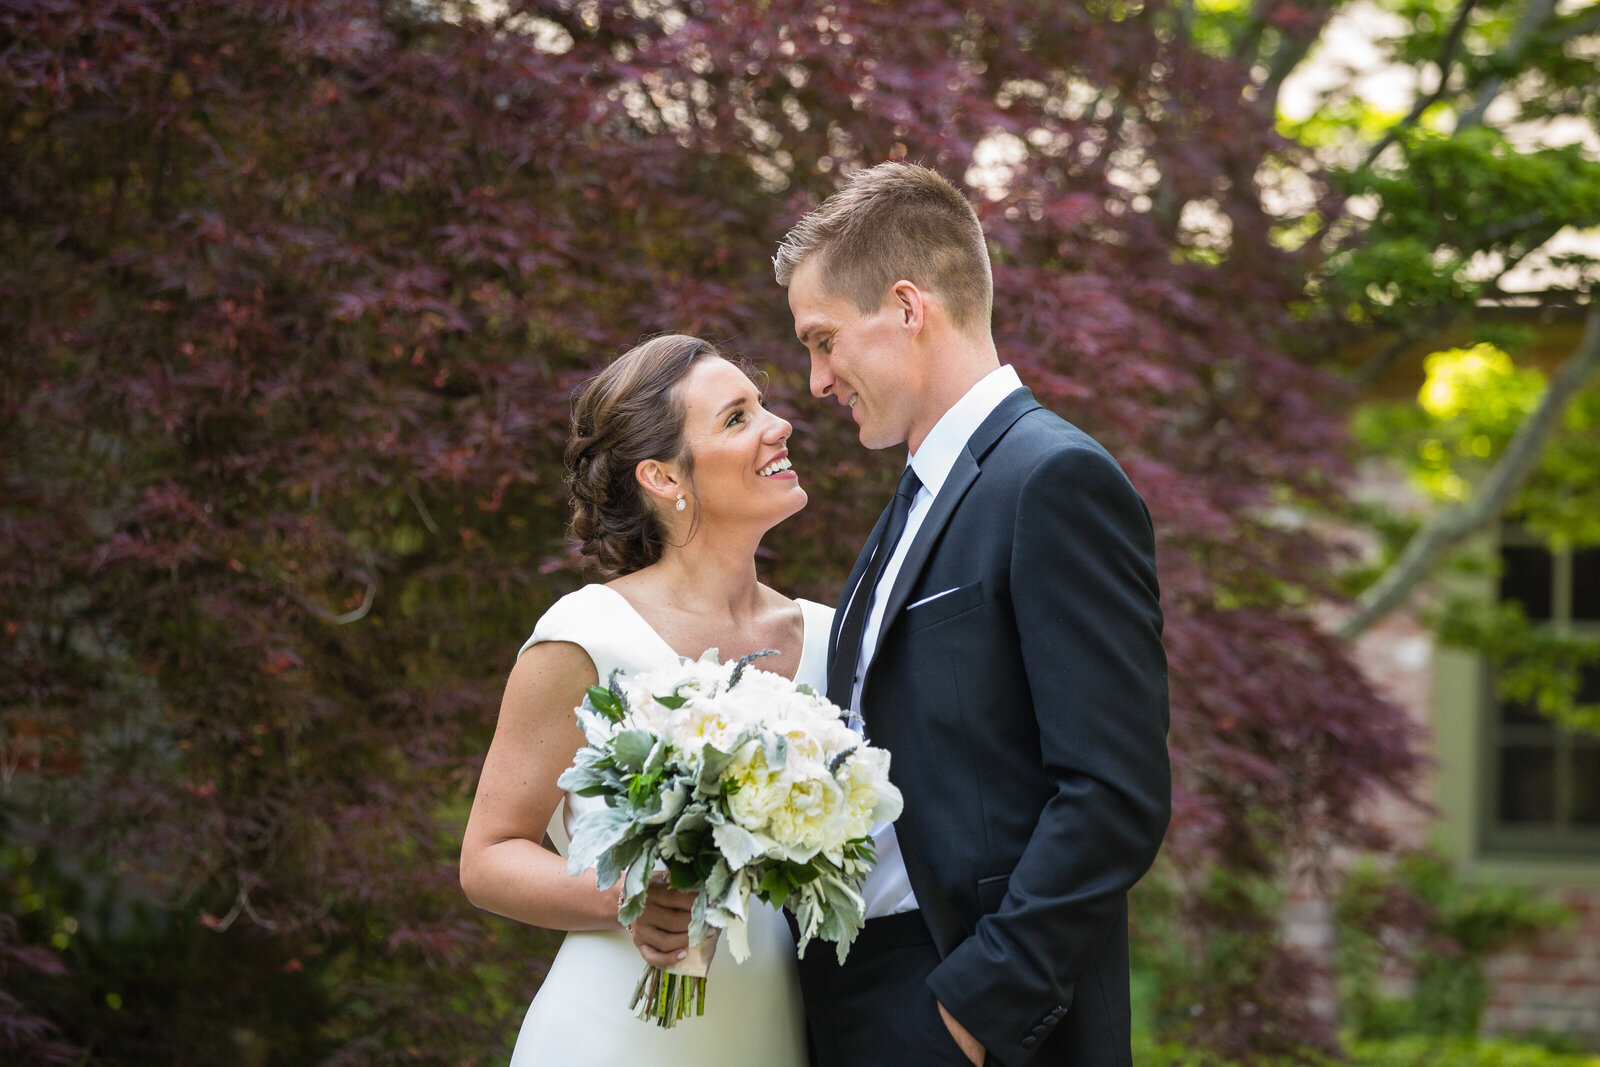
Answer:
[{"xmin": 850, "ymin": 364, "xmax": 1024, "ymax": 918}]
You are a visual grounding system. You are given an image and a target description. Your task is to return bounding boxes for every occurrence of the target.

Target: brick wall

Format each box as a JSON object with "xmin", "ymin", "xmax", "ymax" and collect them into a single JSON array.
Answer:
[
  {"xmin": 1483, "ymin": 889, "xmax": 1600, "ymax": 1043},
  {"xmin": 1277, "ymin": 608, "xmax": 1600, "ymax": 1047}
]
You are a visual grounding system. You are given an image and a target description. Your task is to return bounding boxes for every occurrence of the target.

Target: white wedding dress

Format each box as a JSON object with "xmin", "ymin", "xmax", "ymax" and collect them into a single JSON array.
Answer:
[{"xmin": 507, "ymin": 583, "xmax": 825, "ymax": 1066}]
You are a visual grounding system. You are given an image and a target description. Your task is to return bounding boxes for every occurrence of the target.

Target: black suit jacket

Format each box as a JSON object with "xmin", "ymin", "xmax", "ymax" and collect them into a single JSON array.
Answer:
[{"xmin": 829, "ymin": 387, "xmax": 1170, "ymax": 1067}]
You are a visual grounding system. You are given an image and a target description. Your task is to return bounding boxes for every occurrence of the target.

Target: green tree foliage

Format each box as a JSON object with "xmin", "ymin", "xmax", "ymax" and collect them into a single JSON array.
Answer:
[
  {"xmin": 1254, "ymin": 0, "xmax": 1600, "ymax": 641},
  {"xmin": 1355, "ymin": 345, "xmax": 1548, "ymax": 504},
  {"xmin": 1347, "ymin": 1037, "xmax": 1600, "ymax": 1065},
  {"xmin": 1355, "ymin": 345, "xmax": 1600, "ymax": 733},
  {"xmin": 1135, "ymin": 1037, "xmax": 1600, "ymax": 1067},
  {"xmin": 1335, "ymin": 851, "xmax": 1572, "ymax": 1039}
]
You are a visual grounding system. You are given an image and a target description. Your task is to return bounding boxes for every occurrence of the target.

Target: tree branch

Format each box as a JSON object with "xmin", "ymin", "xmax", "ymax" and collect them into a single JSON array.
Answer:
[
  {"xmin": 1336, "ymin": 301, "xmax": 1600, "ymax": 640},
  {"xmin": 1469, "ymin": 210, "xmax": 1556, "ymax": 250},
  {"xmin": 1457, "ymin": 0, "xmax": 1560, "ymax": 129},
  {"xmin": 1355, "ymin": 0, "xmax": 1481, "ymax": 173},
  {"xmin": 303, "ymin": 579, "xmax": 378, "ymax": 625},
  {"xmin": 1297, "ymin": 0, "xmax": 1481, "ymax": 255},
  {"xmin": 1551, "ymin": 4, "xmax": 1600, "ymax": 45},
  {"xmin": 1348, "ymin": 218, "xmax": 1561, "ymax": 387}
]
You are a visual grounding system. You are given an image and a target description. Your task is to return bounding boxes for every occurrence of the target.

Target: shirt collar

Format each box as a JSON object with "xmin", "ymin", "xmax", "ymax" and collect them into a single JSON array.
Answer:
[{"xmin": 906, "ymin": 364, "xmax": 1023, "ymax": 499}]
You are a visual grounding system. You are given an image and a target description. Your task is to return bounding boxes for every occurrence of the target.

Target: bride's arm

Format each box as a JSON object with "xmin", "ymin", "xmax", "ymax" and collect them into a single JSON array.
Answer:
[{"xmin": 459, "ymin": 639, "xmax": 621, "ymax": 931}]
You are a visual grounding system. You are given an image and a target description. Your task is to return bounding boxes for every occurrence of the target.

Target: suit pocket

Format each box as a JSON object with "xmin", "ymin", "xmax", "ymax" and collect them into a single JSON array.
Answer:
[
  {"xmin": 903, "ymin": 580, "xmax": 983, "ymax": 633},
  {"xmin": 976, "ymin": 872, "xmax": 1010, "ymax": 915}
]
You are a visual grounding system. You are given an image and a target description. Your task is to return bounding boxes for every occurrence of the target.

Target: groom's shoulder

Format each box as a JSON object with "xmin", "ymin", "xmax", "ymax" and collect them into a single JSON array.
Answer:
[
  {"xmin": 999, "ymin": 405, "xmax": 1118, "ymax": 467},
  {"xmin": 986, "ymin": 407, "xmax": 1146, "ymax": 509}
]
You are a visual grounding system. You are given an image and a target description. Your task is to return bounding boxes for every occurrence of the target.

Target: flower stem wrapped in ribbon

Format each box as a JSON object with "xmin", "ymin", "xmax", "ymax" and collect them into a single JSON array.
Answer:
[{"xmin": 558, "ymin": 648, "xmax": 904, "ymax": 1028}]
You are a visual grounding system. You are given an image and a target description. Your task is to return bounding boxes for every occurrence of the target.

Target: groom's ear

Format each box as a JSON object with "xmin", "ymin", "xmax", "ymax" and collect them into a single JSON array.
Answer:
[{"xmin": 890, "ymin": 280, "xmax": 926, "ymax": 335}]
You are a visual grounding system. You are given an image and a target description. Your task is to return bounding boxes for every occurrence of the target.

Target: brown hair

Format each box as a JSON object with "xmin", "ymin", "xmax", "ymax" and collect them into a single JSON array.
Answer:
[
  {"xmin": 772, "ymin": 161, "xmax": 993, "ymax": 329},
  {"xmin": 564, "ymin": 335, "xmax": 723, "ymax": 576}
]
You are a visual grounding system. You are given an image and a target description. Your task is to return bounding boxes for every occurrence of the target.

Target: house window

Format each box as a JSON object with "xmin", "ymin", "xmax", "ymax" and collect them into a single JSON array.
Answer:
[{"xmin": 1483, "ymin": 529, "xmax": 1600, "ymax": 857}]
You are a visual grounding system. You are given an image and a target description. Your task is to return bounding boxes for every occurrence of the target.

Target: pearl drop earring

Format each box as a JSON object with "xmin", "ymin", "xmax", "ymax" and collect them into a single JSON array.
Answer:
[{"xmin": 675, "ymin": 493, "xmax": 686, "ymax": 512}]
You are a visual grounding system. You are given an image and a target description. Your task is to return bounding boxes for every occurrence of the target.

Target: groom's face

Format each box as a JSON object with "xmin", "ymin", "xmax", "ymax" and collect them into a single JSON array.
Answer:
[{"xmin": 788, "ymin": 257, "xmax": 912, "ymax": 450}]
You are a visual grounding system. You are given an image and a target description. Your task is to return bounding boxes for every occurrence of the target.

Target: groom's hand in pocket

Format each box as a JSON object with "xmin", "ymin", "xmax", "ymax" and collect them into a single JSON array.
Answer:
[
  {"xmin": 937, "ymin": 1001, "xmax": 986, "ymax": 1066},
  {"xmin": 628, "ymin": 876, "xmax": 697, "ymax": 967}
]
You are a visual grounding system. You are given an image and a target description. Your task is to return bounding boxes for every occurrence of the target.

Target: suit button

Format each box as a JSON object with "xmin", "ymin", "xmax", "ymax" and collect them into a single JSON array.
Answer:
[{"xmin": 1021, "ymin": 1036, "xmax": 1038, "ymax": 1050}]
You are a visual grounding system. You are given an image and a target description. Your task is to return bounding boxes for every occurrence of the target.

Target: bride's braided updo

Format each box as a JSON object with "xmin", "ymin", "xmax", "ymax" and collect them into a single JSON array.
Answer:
[{"xmin": 564, "ymin": 335, "xmax": 725, "ymax": 576}]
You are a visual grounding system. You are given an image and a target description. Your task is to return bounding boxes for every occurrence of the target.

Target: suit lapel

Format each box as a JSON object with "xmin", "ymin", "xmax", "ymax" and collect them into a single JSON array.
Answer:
[
  {"xmin": 869, "ymin": 453, "xmax": 978, "ymax": 654},
  {"xmin": 966, "ymin": 387, "xmax": 1040, "ymax": 462},
  {"xmin": 867, "ymin": 388, "xmax": 1040, "ymax": 659}
]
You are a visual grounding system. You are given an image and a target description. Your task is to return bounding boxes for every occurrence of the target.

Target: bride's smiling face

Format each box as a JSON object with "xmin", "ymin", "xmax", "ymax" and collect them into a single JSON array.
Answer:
[{"xmin": 672, "ymin": 357, "xmax": 806, "ymax": 530}]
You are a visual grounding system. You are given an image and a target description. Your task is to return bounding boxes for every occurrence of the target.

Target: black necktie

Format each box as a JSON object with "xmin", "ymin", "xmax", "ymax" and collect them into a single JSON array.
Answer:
[{"xmin": 829, "ymin": 464, "xmax": 923, "ymax": 705}]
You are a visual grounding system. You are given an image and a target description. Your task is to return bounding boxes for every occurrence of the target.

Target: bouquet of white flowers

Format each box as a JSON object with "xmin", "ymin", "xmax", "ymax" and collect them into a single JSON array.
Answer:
[{"xmin": 558, "ymin": 648, "xmax": 904, "ymax": 1027}]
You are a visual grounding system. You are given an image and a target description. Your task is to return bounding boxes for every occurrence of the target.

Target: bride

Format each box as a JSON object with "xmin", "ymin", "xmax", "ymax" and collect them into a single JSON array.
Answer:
[{"xmin": 459, "ymin": 335, "xmax": 821, "ymax": 1065}]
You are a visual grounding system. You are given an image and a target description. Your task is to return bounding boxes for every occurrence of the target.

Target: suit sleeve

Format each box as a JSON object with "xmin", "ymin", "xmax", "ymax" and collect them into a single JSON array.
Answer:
[{"xmin": 925, "ymin": 443, "xmax": 1171, "ymax": 1065}]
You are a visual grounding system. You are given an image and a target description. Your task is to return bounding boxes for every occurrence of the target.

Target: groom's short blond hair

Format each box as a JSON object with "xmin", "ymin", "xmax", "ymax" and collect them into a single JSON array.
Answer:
[{"xmin": 773, "ymin": 162, "xmax": 993, "ymax": 330}]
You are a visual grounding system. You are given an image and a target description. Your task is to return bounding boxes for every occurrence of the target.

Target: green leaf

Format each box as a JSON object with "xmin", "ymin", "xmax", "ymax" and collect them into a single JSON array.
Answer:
[
  {"xmin": 565, "ymin": 806, "xmax": 638, "ymax": 881},
  {"xmin": 710, "ymin": 820, "xmax": 767, "ymax": 869},
  {"xmin": 610, "ymin": 729, "xmax": 654, "ymax": 773},
  {"xmin": 596, "ymin": 832, "xmax": 649, "ymax": 891},
  {"xmin": 757, "ymin": 867, "xmax": 791, "ymax": 908},
  {"xmin": 584, "ymin": 685, "xmax": 624, "ymax": 723},
  {"xmin": 639, "ymin": 777, "xmax": 691, "ymax": 826},
  {"xmin": 626, "ymin": 768, "xmax": 661, "ymax": 807},
  {"xmin": 695, "ymin": 738, "xmax": 746, "ymax": 795},
  {"xmin": 665, "ymin": 858, "xmax": 700, "ymax": 890}
]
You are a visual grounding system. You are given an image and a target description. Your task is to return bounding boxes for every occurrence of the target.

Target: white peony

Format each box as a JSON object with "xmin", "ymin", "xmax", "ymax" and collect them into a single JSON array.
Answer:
[
  {"xmin": 723, "ymin": 744, "xmax": 790, "ymax": 831},
  {"xmin": 834, "ymin": 747, "xmax": 903, "ymax": 840},
  {"xmin": 763, "ymin": 767, "xmax": 847, "ymax": 859},
  {"xmin": 669, "ymin": 699, "xmax": 740, "ymax": 753}
]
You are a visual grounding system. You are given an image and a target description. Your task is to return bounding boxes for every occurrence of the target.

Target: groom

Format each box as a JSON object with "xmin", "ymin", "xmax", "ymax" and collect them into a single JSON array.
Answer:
[{"xmin": 775, "ymin": 162, "xmax": 1171, "ymax": 1067}]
